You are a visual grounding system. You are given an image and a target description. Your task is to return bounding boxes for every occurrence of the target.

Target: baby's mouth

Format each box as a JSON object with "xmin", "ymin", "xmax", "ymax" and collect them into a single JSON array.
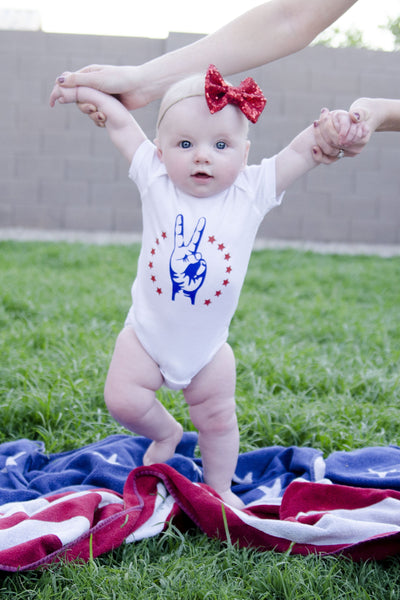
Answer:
[{"xmin": 192, "ymin": 171, "xmax": 212, "ymax": 179}]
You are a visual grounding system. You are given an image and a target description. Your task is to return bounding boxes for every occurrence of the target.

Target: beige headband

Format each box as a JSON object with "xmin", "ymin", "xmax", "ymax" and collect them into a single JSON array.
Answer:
[{"xmin": 156, "ymin": 92, "xmax": 205, "ymax": 130}]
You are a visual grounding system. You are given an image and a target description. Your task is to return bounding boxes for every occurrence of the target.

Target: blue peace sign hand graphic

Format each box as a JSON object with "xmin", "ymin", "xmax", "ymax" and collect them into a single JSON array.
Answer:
[{"xmin": 170, "ymin": 214, "xmax": 207, "ymax": 304}]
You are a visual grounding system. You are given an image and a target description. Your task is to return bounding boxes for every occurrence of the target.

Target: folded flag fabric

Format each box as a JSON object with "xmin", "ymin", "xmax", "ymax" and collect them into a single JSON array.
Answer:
[{"xmin": 1, "ymin": 433, "xmax": 400, "ymax": 571}]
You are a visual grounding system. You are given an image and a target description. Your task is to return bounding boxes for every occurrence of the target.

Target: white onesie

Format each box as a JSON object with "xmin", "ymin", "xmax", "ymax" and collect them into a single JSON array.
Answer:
[{"xmin": 125, "ymin": 140, "xmax": 283, "ymax": 389}]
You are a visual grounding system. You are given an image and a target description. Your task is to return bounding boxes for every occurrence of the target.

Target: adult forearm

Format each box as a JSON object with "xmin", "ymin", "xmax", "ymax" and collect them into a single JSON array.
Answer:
[
  {"xmin": 139, "ymin": 0, "xmax": 357, "ymax": 101},
  {"xmin": 57, "ymin": 0, "xmax": 357, "ymax": 113},
  {"xmin": 351, "ymin": 98, "xmax": 400, "ymax": 132},
  {"xmin": 376, "ymin": 99, "xmax": 400, "ymax": 132}
]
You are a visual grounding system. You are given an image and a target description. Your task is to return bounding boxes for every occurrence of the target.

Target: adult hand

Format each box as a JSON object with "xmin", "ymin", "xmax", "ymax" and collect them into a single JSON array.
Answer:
[
  {"xmin": 53, "ymin": 65, "xmax": 147, "ymax": 126},
  {"xmin": 313, "ymin": 107, "xmax": 371, "ymax": 159}
]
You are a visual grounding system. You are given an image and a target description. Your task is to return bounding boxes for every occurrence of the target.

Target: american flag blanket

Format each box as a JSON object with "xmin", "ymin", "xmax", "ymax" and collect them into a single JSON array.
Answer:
[{"xmin": 1, "ymin": 433, "xmax": 400, "ymax": 571}]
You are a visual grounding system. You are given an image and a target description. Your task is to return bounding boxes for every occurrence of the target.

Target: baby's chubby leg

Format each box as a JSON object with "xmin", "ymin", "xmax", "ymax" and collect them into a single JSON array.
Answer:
[
  {"xmin": 104, "ymin": 327, "xmax": 183, "ymax": 465},
  {"xmin": 184, "ymin": 344, "xmax": 244, "ymax": 509}
]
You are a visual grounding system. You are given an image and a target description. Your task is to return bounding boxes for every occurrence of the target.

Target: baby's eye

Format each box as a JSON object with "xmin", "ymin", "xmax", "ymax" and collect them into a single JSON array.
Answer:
[
  {"xmin": 179, "ymin": 140, "xmax": 192, "ymax": 149},
  {"xmin": 216, "ymin": 141, "xmax": 227, "ymax": 150}
]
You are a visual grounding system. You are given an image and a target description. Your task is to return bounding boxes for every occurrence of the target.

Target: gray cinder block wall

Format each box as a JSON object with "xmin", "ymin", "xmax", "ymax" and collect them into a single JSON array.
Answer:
[{"xmin": 0, "ymin": 30, "xmax": 399, "ymax": 244}]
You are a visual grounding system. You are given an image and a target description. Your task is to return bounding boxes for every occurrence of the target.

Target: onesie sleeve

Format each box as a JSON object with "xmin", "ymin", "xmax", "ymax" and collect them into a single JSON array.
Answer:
[
  {"xmin": 128, "ymin": 139, "xmax": 166, "ymax": 196},
  {"xmin": 242, "ymin": 155, "xmax": 285, "ymax": 218}
]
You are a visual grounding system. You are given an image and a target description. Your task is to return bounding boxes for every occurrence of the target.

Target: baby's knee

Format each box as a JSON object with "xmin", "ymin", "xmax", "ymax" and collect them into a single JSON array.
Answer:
[
  {"xmin": 104, "ymin": 382, "xmax": 150, "ymax": 424},
  {"xmin": 191, "ymin": 399, "xmax": 238, "ymax": 435}
]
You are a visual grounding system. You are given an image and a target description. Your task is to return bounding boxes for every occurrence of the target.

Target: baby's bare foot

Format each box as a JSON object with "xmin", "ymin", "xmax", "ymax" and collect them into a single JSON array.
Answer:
[
  {"xmin": 218, "ymin": 489, "xmax": 245, "ymax": 510},
  {"xmin": 143, "ymin": 423, "xmax": 183, "ymax": 466}
]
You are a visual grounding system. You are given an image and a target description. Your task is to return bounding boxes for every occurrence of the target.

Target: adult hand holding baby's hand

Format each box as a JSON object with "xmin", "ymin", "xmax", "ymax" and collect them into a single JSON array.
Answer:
[
  {"xmin": 313, "ymin": 107, "xmax": 371, "ymax": 160},
  {"xmin": 49, "ymin": 71, "xmax": 106, "ymax": 126},
  {"xmin": 50, "ymin": 64, "xmax": 148, "ymax": 127}
]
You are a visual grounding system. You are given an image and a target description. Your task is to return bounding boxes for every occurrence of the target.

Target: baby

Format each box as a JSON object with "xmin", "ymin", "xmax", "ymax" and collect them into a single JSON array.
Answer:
[{"xmin": 50, "ymin": 66, "xmax": 368, "ymax": 508}]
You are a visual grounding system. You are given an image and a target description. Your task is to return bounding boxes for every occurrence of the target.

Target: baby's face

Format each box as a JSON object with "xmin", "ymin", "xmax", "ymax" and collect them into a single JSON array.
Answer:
[{"xmin": 155, "ymin": 96, "xmax": 250, "ymax": 198}]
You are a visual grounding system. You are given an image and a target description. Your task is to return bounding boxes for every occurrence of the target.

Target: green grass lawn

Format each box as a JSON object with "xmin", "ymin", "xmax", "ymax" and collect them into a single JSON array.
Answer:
[{"xmin": 1, "ymin": 240, "xmax": 399, "ymax": 599}]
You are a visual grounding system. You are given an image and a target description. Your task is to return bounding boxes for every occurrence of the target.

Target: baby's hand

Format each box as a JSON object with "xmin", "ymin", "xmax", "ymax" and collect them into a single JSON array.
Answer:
[
  {"xmin": 49, "ymin": 77, "xmax": 107, "ymax": 126},
  {"xmin": 49, "ymin": 74, "xmax": 82, "ymax": 107},
  {"xmin": 313, "ymin": 108, "xmax": 371, "ymax": 161}
]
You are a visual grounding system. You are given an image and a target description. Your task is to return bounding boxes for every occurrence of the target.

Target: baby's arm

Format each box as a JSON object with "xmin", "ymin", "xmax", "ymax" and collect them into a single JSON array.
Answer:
[
  {"xmin": 49, "ymin": 84, "xmax": 146, "ymax": 162},
  {"xmin": 275, "ymin": 123, "xmax": 320, "ymax": 196},
  {"xmin": 275, "ymin": 110, "xmax": 368, "ymax": 196}
]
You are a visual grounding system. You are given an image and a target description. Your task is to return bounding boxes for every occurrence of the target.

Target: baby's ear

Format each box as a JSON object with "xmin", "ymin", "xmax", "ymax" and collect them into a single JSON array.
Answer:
[
  {"xmin": 242, "ymin": 140, "xmax": 251, "ymax": 169},
  {"xmin": 154, "ymin": 138, "xmax": 163, "ymax": 161}
]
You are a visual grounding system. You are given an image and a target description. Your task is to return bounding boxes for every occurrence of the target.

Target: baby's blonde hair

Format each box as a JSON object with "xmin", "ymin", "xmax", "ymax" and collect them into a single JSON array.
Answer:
[{"xmin": 157, "ymin": 73, "xmax": 206, "ymax": 130}]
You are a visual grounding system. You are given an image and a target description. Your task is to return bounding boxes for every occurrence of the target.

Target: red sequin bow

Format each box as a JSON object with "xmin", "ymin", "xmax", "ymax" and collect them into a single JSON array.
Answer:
[{"xmin": 205, "ymin": 64, "xmax": 266, "ymax": 124}]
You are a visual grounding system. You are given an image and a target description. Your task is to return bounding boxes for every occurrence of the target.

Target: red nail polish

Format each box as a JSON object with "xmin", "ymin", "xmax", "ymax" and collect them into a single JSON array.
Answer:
[{"xmin": 313, "ymin": 120, "xmax": 319, "ymax": 128}]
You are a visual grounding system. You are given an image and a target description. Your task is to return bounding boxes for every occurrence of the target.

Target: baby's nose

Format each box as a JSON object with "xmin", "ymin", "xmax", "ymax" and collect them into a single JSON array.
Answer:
[{"xmin": 194, "ymin": 146, "xmax": 211, "ymax": 163}]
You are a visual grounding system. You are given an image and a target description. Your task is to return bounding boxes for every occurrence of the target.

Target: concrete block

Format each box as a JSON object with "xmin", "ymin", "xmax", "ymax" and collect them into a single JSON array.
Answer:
[
  {"xmin": 0, "ymin": 179, "xmax": 37, "ymax": 204},
  {"xmin": 359, "ymin": 68, "xmax": 400, "ymax": 97},
  {"xmin": 330, "ymin": 193, "xmax": 377, "ymax": 220},
  {"xmin": 282, "ymin": 91, "xmax": 335, "ymax": 121},
  {"xmin": 39, "ymin": 180, "xmax": 89, "ymax": 206},
  {"xmin": 258, "ymin": 210, "xmax": 303, "ymax": 240},
  {"xmin": 90, "ymin": 132, "xmax": 120, "ymax": 159},
  {"xmin": 306, "ymin": 165, "xmax": 355, "ymax": 195},
  {"xmin": 355, "ymin": 171, "xmax": 398, "ymax": 197},
  {"xmin": 16, "ymin": 102, "xmax": 69, "ymax": 130},
  {"xmin": 114, "ymin": 207, "xmax": 143, "ymax": 233},
  {"xmin": 377, "ymin": 194, "xmax": 400, "ymax": 219},
  {"xmin": 302, "ymin": 215, "xmax": 351, "ymax": 243},
  {"xmin": 282, "ymin": 191, "xmax": 332, "ymax": 217},
  {"xmin": 89, "ymin": 181, "xmax": 138, "ymax": 208},
  {"xmin": 350, "ymin": 218, "xmax": 399, "ymax": 244},
  {"xmin": 14, "ymin": 202, "xmax": 63, "ymax": 229},
  {"xmin": 0, "ymin": 103, "xmax": 17, "ymax": 126},
  {"xmin": 0, "ymin": 130, "xmax": 41, "ymax": 155},
  {"xmin": 378, "ymin": 148, "xmax": 400, "ymax": 174},
  {"xmin": 65, "ymin": 157, "xmax": 117, "ymax": 182},
  {"xmin": 310, "ymin": 67, "xmax": 360, "ymax": 96},
  {"xmin": 0, "ymin": 157, "xmax": 15, "ymax": 178},
  {"xmin": 42, "ymin": 131, "xmax": 92, "ymax": 157},
  {"xmin": 0, "ymin": 203, "xmax": 14, "ymax": 226},
  {"xmin": 43, "ymin": 32, "xmax": 105, "ymax": 57},
  {"xmin": 64, "ymin": 205, "xmax": 114, "ymax": 231},
  {"xmin": 15, "ymin": 154, "xmax": 64, "ymax": 181}
]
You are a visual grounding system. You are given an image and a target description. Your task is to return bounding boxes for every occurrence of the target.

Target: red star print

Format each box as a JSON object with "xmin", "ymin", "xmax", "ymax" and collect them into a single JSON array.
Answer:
[
  {"xmin": 155, "ymin": 238, "xmax": 160, "ymax": 245},
  {"xmin": 226, "ymin": 266, "xmax": 232, "ymax": 273},
  {"xmin": 215, "ymin": 290, "xmax": 221, "ymax": 297},
  {"xmin": 218, "ymin": 243, "xmax": 225, "ymax": 251},
  {"xmin": 156, "ymin": 287, "xmax": 162, "ymax": 295},
  {"xmin": 223, "ymin": 279, "xmax": 229, "ymax": 287},
  {"xmin": 151, "ymin": 248, "xmax": 156, "ymax": 255},
  {"xmin": 224, "ymin": 253, "xmax": 231, "ymax": 261},
  {"xmin": 204, "ymin": 299, "xmax": 211, "ymax": 306},
  {"xmin": 161, "ymin": 231, "xmax": 167, "ymax": 239},
  {"xmin": 148, "ymin": 262, "xmax": 153, "ymax": 269},
  {"xmin": 208, "ymin": 235, "xmax": 216, "ymax": 244},
  {"xmin": 151, "ymin": 275, "xmax": 156, "ymax": 282}
]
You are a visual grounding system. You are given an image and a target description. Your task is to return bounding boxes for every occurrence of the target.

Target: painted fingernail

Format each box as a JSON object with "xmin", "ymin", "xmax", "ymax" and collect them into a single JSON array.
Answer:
[
  {"xmin": 354, "ymin": 112, "xmax": 360, "ymax": 121},
  {"xmin": 312, "ymin": 147, "xmax": 318, "ymax": 154},
  {"xmin": 313, "ymin": 120, "xmax": 319, "ymax": 128},
  {"xmin": 57, "ymin": 76, "xmax": 65, "ymax": 84}
]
